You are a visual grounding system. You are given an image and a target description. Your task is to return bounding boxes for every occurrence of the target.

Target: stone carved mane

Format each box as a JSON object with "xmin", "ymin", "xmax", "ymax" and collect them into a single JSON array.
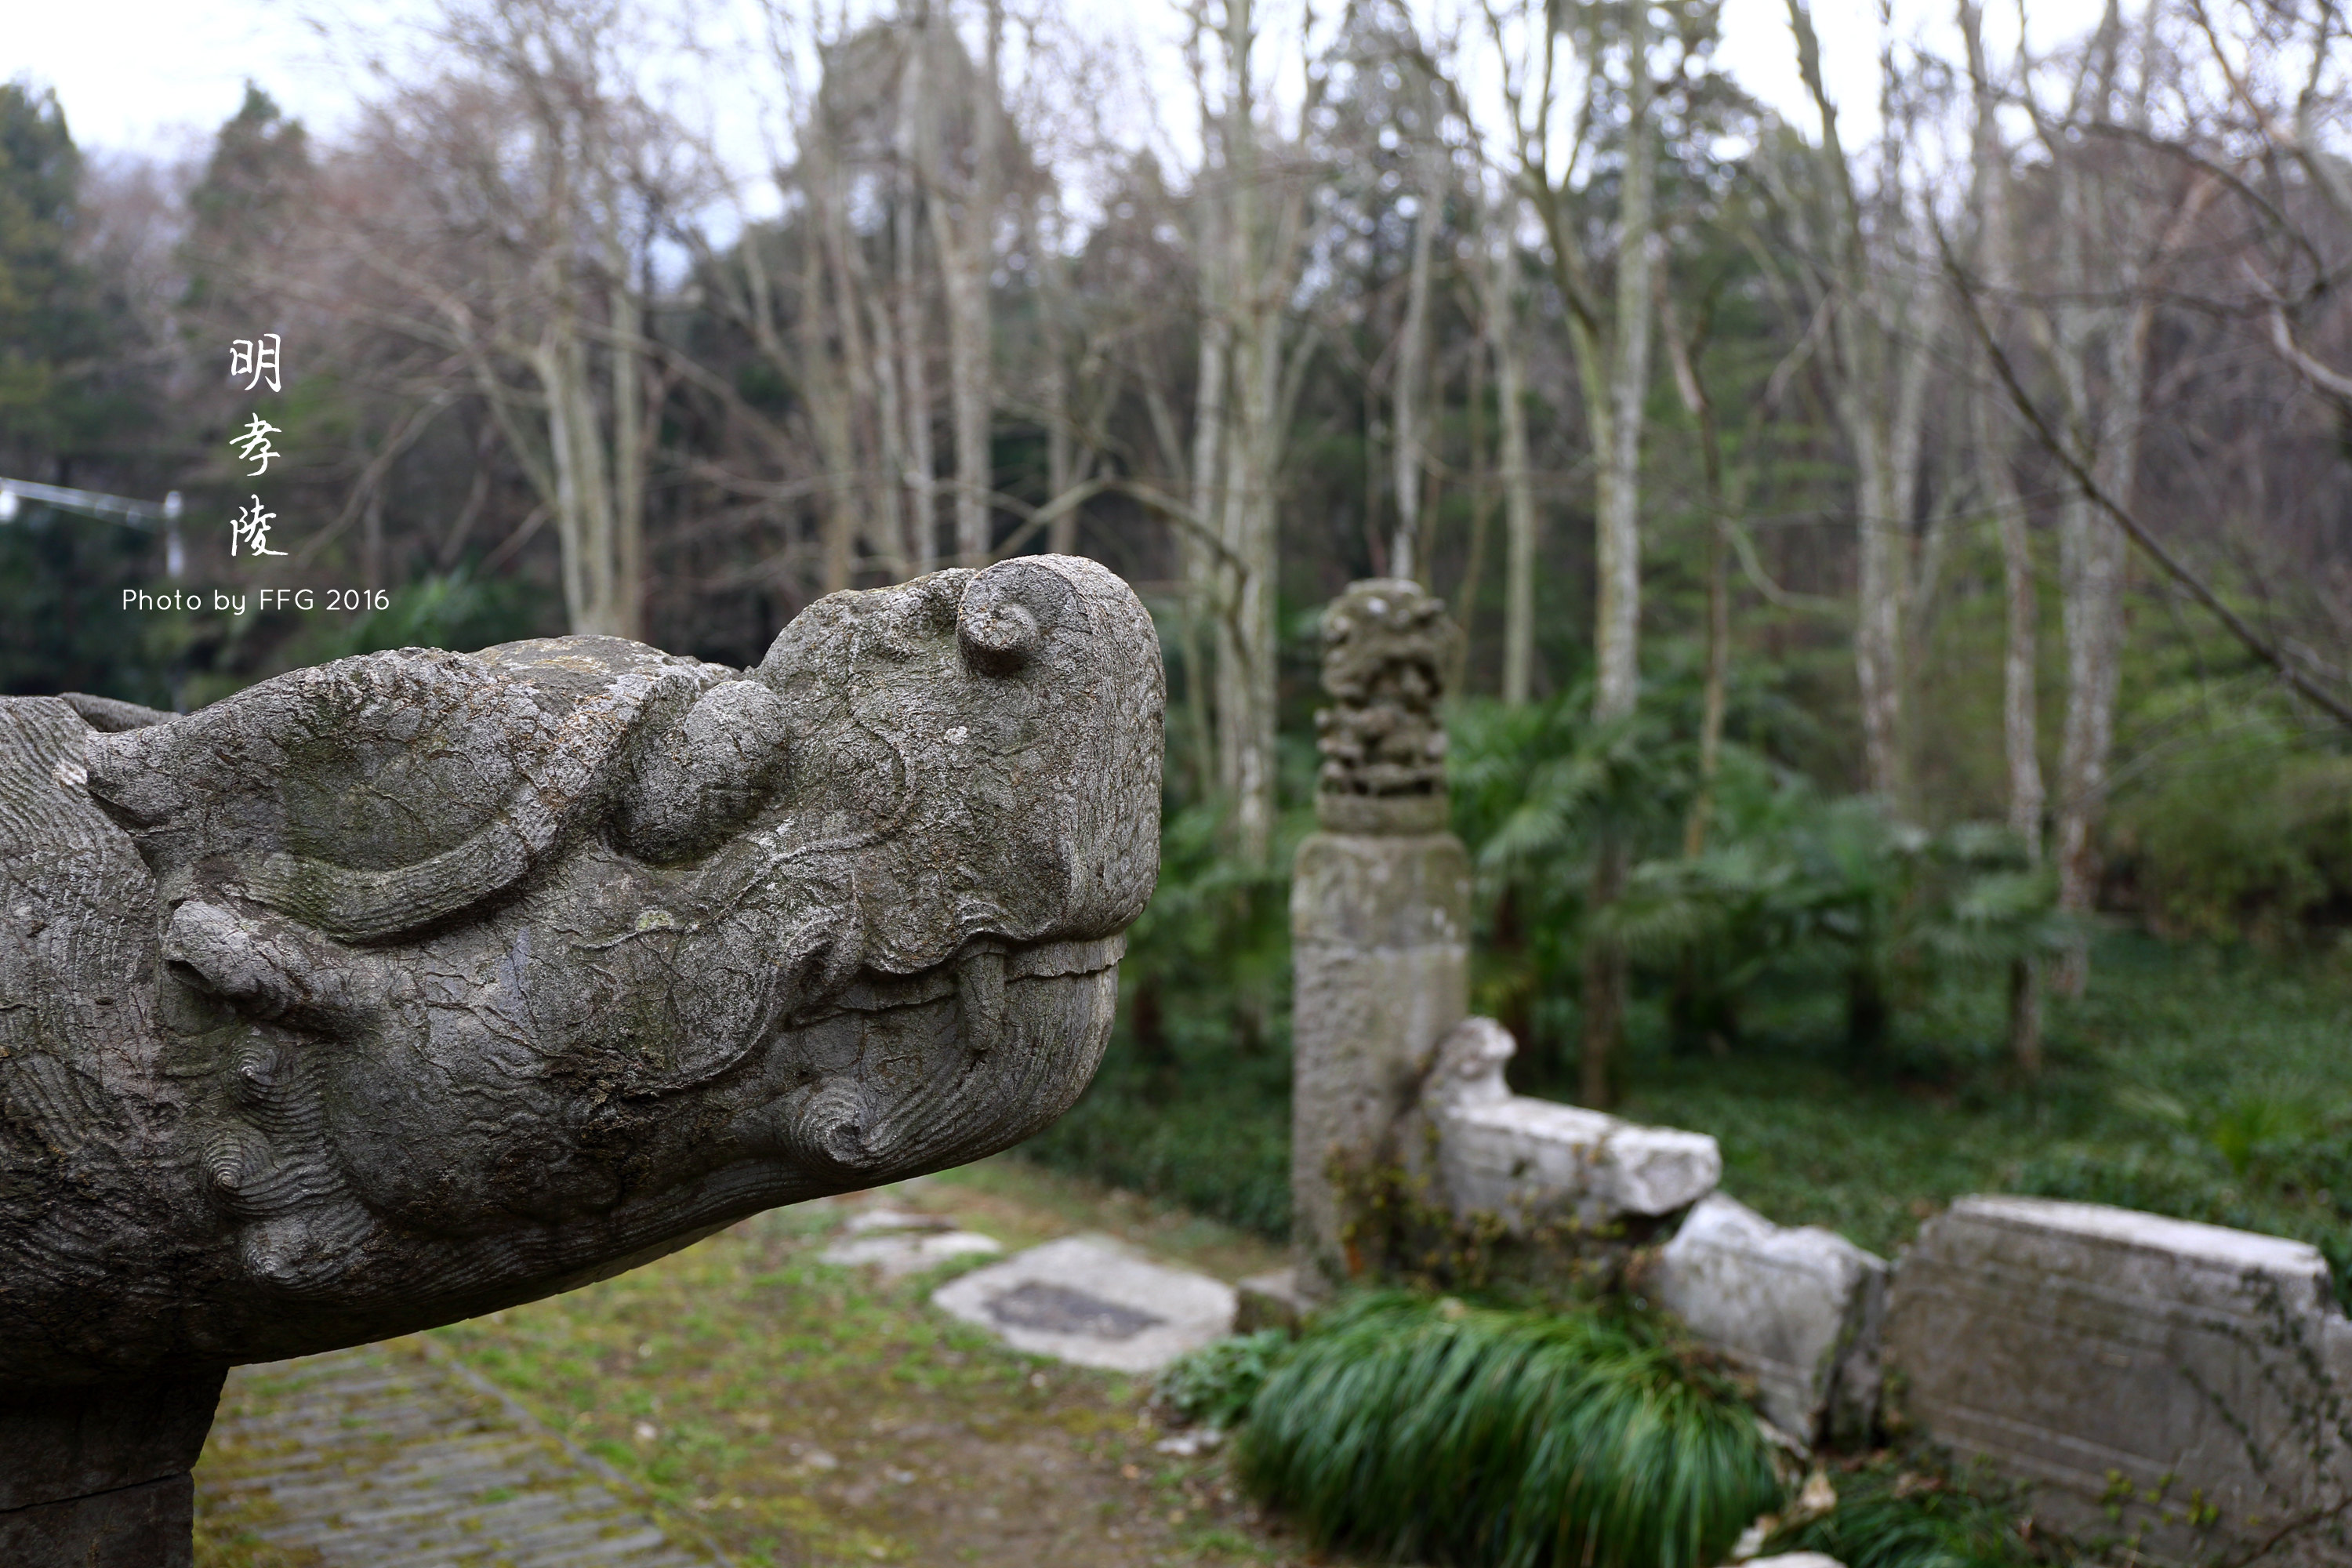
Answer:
[{"xmin": 0, "ymin": 556, "xmax": 1162, "ymax": 1399}]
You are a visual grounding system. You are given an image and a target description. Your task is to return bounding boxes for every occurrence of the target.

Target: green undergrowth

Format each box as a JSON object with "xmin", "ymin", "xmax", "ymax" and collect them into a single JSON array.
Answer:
[
  {"xmin": 1152, "ymin": 1329, "xmax": 1294, "ymax": 1432},
  {"xmin": 1040, "ymin": 931, "xmax": 2352, "ymax": 1274},
  {"xmin": 1018, "ymin": 1040, "xmax": 1294, "ymax": 1237},
  {"xmin": 1762, "ymin": 1457, "xmax": 2045, "ymax": 1568},
  {"xmin": 1232, "ymin": 1292, "xmax": 1782, "ymax": 1568}
]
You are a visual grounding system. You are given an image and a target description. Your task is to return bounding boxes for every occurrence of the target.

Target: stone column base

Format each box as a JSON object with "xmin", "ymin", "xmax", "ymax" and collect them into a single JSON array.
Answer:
[
  {"xmin": 0, "ymin": 1368, "xmax": 224, "ymax": 1568},
  {"xmin": 0, "ymin": 1474, "xmax": 194, "ymax": 1568}
]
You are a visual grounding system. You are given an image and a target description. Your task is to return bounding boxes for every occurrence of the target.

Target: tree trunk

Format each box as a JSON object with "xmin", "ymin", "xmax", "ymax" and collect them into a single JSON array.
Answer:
[
  {"xmin": 1580, "ymin": 842, "xmax": 1628, "ymax": 1106},
  {"xmin": 1489, "ymin": 231, "xmax": 1537, "ymax": 706},
  {"xmin": 1036, "ymin": 198, "xmax": 1078, "ymax": 556},
  {"xmin": 1965, "ymin": 0, "xmax": 2042, "ymax": 1070},
  {"xmin": 1661, "ymin": 289, "xmax": 1730, "ymax": 857},
  {"xmin": 608, "ymin": 263, "xmax": 647, "ymax": 637},
  {"xmin": 1592, "ymin": 11, "xmax": 1652, "ymax": 727},
  {"xmin": 2042, "ymin": 2, "xmax": 2143, "ymax": 996},
  {"xmin": 1390, "ymin": 159, "xmax": 1439, "ymax": 582},
  {"xmin": 896, "ymin": 22, "xmax": 938, "ymax": 575},
  {"xmin": 1786, "ymin": 0, "xmax": 1936, "ymax": 809},
  {"xmin": 770, "ymin": 183, "xmax": 858, "ymax": 591},
  {"xmin": 1199, "ymin": 0, "xmax": 1305, "ymax": 866},
  {"xmin": 1577, "ymin": 0, "xmax": 1656, "ymax": 1105},
  {"xmin": 934, "ymin": 0, "xmax": 1001, "ymax": 565}
]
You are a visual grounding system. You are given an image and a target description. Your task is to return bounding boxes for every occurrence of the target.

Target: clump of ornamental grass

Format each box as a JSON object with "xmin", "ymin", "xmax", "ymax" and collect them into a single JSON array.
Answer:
[{"xmin": 1235, "ymin": 1291, "xmax": 1784, "ymax": 1568}]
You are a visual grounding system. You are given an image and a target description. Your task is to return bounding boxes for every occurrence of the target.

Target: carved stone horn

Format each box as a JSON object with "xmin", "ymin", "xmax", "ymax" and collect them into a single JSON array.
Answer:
[{"xmin": 959, "ymin": 558, "xmax": 1079, "ymax": 676}]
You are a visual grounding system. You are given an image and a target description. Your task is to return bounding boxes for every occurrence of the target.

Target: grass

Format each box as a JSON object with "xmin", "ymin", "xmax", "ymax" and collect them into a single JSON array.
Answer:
[
  {"xmin": 1044, "ymin": 931, "xmax": 2352, "ymax": 1269},
  {"xmin": 194, "ymin": 1160, "xmax": 1307, "ymax": 1568},
  {"xmin": 1235, "ymin": 1293, "xmax": 1783, "ymax": 1568}
]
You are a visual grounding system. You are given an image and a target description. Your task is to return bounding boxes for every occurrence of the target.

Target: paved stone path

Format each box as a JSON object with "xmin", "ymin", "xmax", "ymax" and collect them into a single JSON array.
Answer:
[{"xmin": 198, "ymin": 1341, "xmax": 724, "ymax": 1567}]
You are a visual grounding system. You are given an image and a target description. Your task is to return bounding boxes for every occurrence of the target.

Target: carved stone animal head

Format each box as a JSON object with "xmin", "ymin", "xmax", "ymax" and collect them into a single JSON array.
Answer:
[{"xmin": 0, "ymin": 556, "xmax": 1161, "ymax": 1391}]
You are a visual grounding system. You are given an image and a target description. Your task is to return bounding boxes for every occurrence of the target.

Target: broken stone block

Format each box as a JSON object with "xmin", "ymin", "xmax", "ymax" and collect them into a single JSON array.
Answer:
[
  {"xmin": 1234, "ymin": 1268, "xmax": 1316, "ymax": 1334},
  {"xmin": 1886, "ymin": 1196, "xmax": 2352, "ymax": 1561},
  {"xmin": 931, "ymin": 1236, "xmax": 1237, "ymax": 1374},
  {"xmin": 1419, "ymin": 1018, "xmax": 1720, "ymax": 1232},
  {"xmin": 1651, "ymin": 1194, "xmax": 1888, "ymax": 1446}
]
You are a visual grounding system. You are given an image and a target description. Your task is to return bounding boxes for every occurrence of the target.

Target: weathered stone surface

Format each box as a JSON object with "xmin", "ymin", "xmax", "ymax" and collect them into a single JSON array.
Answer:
[
  {"xmin": 1652, "ymin": 1193, "xmax": 1886, "ymax": 1446},
  {"xmin": 932, "ymin": 1236, "xmax": 1236, "ymax": 1374},
  {"xmin": 1290, "ymin": 831, "xmax": 1469, "ymax": 1287},
  {"xmin": 0, "ymin": 1475, "xmax": 194, "ymax": 1568},
  {"xmin": 1417, "ymin": 1018, "xmax": 1719, "ymax": 1232},
  {"xmin": 1886, "ymin": 1196, "xmax": 2352, "ymax": 1560},
  {"xmin": 1291, "ymin": 579, "xmax": 1468, "ymax": 1291},
  {"xmin": 0, "ymin": 557, "xmax": 1160, "ymax": 1514},
  {"xmin": 1312, "ymin": 579, "xmax": 1456, "ymax": 834},
  {"xmin": 1233, "ymin": 1267, "xmax": 1314, "ymax": 1335},
  {"xmin": 0, "ymin": 1369, "xmax": 226, "ymax": 1511}
]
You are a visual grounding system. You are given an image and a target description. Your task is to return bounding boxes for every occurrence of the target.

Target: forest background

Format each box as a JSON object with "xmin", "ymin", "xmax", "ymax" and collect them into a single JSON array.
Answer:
[{"xmin": 4, "ymin": 0, "xmax": 2350, "ymax": 1267}]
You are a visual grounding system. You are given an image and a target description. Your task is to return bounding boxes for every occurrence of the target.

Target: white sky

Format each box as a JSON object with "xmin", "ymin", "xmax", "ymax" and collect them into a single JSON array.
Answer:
[{"xmin": 6, "ymin": 0, "xmax": 2111, "ymax": 187}]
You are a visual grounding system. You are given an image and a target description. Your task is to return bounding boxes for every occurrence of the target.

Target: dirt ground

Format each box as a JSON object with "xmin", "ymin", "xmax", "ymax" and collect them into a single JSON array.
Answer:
[{"xmin": 193, "ymin": 1158, "xmax": 1341, "ymax": 1567}]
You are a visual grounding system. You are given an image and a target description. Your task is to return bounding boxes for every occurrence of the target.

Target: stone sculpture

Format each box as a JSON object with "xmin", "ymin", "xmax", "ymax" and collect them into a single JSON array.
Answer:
[
  {"xmin": 1290, "ymin": 580, "xmax": 1471, "ymax": 1288},
  {"xmin": 0, "ymin": 555, "xmax": 1163, "ymax": 1563},
  {"xmin": 1311, "ymin": 578, "xmax": 1454, "ymax": 835}
]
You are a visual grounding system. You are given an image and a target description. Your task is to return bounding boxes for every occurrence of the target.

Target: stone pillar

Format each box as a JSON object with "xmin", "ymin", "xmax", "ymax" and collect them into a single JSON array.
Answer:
[
  {"xmin": 1290, "ymin": 581, "xmax": 1469, "ymax": 1291},
  {"xmin": 0, "ymin": 1370, "xmax": 225, "ymax": 1568}
]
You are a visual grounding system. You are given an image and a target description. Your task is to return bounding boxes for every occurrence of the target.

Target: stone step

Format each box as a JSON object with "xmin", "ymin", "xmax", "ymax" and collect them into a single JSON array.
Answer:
[{"xmin": 198, "ymin": 1343, "xmax": 723, "ymax": 1566}]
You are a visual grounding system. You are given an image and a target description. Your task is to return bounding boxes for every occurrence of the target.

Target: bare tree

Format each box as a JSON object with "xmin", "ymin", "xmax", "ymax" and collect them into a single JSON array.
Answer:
[
  {"xmin": 321, "ymin": 0, "xmax": 684, "ymax": 639},
  {"xmin": 1478, "ymin": 187, "xmax": 1540, "ymax": 705},
  {"xmin": 1776, "ymin": 0, "xmax": 1945, "ymax": 809},
  {"xmin": 1486, "ymin": 0, "xmax": 1662, "ymax": 1104},
  {"xmin": 1961, "ymin": 0, "xmax": 2045, "ymax": 1071},
  {"xmin": 1191, "ymin": 0, "xmax": 1326, "ymax": 865}
]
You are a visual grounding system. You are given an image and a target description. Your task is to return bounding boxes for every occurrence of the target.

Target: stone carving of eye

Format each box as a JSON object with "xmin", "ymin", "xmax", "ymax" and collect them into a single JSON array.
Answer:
[{"xmin": 958, "ymin": 560, "xmax": 1076, "ymax": 677}]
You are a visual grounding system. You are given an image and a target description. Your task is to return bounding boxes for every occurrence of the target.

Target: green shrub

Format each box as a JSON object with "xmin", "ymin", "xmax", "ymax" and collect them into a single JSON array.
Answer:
[
  {"xmin": 2104, "ymin": 700, "xmax": 2352, "ymax": 945},
  {"xmin": 1152, "ymin": 1330, "xmax": 1294, "ymax": 1431},
  {"xmin": 1236, "ymin": 1293, "xmax": 1783, "ymax": 1568}
]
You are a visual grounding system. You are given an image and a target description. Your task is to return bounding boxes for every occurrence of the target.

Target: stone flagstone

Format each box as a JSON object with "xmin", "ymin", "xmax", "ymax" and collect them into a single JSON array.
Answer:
[
  {"xmin": 197, "ymin": 1342, "xmax": 721, "ymax": 1566},
  {"xmin": 931, "ymin": 1236, "xmax": 1236, "ymax": 1374},
  {"xmin": 821, "ymin": 1208, "xmax": 1005, "ymax": 1279}
]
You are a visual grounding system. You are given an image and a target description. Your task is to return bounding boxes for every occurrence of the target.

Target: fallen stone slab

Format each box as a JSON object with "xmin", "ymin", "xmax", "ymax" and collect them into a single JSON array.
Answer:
[
  {"xmin": 821, "ymin": 1210, "xmax": 1004, "ymax": 1279},
  {"xmin": 931, "ymin": 1236, "xmax": 1236, "ymax": 1374},
  {"xmin": 1653, "ymin": 1193, "xmax": 1888, "ymax": 1446},
  {"xmin": 823, "ymin": 1230, "xmax": 1004, "ymax": 1279},
  {"xmin": 1886, "ymin": 1196, "xmax": 2352, "ymax": 1563},
  {"xmin": 1420, "ymin": 1018, "xmax": 1720, "ymax": 1231}
]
